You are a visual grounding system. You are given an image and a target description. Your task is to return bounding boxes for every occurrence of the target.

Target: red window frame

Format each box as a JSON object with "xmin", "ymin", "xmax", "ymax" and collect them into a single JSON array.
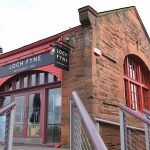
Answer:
[{"xmin": 124, "ymin": 56, "xmax": 149, "ymax": 112}]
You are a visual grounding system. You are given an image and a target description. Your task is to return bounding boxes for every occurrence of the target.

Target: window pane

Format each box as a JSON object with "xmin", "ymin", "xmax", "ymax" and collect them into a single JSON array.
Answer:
[
  {"xmin": 48, "ymin": 73, "xmax": 54, "ymax": 83},
  {"xmin": 128, "ymin": 59, "xmax": 138, "ymax": 80},
  {"xmin": 15, "ymin": 78, "xmax": 20, "ymax": 89},
  {"xmin": 130, "ymin": 83, "xmax": 139, "ymax": 111},
  {"xmin": 47, "ymin": 88, "xmax": 61, "ymax": 142},
  {"xmin": 8, "ymin": 82, "xmax": 12, "ymax": 91},
  {"xmin": 23, "ymin": 75, "xmax": 28, "ymax": 88},
  {"xmin": 39, "ymin": 73, "xmax": 45, "ymax": 85},
  {"xmin": 0, "ymin": 96, "xmax": 11, "ymax": 108},
  {"xmin": 13, "ymin": 96, "xmax": 25, "ymax": 137},
  {"xmin": 31, "ymin": 74, "xmax": 36, "ymax": 86},
  {"xmin": 28, "ymin": 93, "xmax": 41, "ymax": 137}
]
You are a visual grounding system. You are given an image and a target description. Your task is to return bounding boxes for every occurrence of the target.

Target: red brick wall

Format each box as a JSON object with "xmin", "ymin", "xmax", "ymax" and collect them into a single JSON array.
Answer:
[
  {"xmin": 61, "ymin": 27, "xmax": 93, "ymax": 144},
  {"xmin": 91, "ymin": 7, "xmax": 150, "ymax": 149},
  {"xmin": 61, "ymin": 6, "xmax": 150, "ymax": 148},
  {"xmin": 92, "ymin": 7, "xmax": 150, "ymax": 121}
]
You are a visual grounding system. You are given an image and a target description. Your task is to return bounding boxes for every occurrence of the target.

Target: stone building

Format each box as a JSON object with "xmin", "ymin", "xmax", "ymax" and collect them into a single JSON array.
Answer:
[{"xmin": 0, "ymin": 5, "xmax": 150, "ymax": 149}]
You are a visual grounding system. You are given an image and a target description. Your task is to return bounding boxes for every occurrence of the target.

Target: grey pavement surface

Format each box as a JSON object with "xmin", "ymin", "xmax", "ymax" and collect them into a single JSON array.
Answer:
[{"xmin": 0, "ymin": 145, "xmax": 69, "ymax": 150}]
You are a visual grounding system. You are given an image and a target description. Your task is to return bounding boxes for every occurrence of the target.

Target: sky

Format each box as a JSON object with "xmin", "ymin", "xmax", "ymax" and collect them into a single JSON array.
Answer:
[{"xmin": 0, "ymin": 0, "xmax": 150, "ymax": 53}]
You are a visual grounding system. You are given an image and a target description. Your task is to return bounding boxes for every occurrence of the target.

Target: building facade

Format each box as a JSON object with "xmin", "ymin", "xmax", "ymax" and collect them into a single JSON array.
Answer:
[{"xmin": 0, "ymin": 5, "xmax": 150, "ymax": 149}]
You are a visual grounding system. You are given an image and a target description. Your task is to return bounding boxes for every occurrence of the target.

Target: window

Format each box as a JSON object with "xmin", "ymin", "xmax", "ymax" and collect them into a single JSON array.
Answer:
[
  {"xmin": 39, "ymin": 73, "xmax": 45, "ymax": 85},
  {"xmin": 31, "ymin": 73, "xmax": 36, "ymax": 86},
  {"xmin": 0, "ymin": 71, "xmax": 59, "ymax": 92},
  {"xmin": 15, "ymin": 78, "xmax": 20, "ymax": 90},
  {"xmin": 124, "ymin": 55, "xmax": 149, "ymax": 112},
  {"xmin": 22, "ymin": 75, "xmax": 28, "ymax": 88}
]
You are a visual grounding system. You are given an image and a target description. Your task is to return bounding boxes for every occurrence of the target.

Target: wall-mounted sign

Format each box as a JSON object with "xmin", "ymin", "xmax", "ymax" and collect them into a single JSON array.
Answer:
[
  {"xmin": 0, "ymin": 51, "xmax": 54, "ymax": 78},
  {"xmin": 54, "ymin": 45, "xmax": 69, "ymax": 71}
]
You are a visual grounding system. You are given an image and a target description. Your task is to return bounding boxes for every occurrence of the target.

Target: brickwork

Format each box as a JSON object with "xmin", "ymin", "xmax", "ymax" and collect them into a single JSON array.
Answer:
[
  {"xmin": 0, "ymin": 5, "xmax": 150, "ymax": 148},
  {"xmin": 60, "ymin": 5, "xmax": 150, "ymax": 147},
  {"xmin": 100, "ymin": 123, "xmax": 120, "ymax": 150},
  {"xmin": 61, "ymin": 26, "xmax": 93, "ymax": 144},
  {"xmin": 92, "ymin": 7, "xmax": 150, "ymax": 121}
]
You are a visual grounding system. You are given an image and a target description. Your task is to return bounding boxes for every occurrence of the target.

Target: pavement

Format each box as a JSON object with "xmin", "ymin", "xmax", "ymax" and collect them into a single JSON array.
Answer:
[{"xmin": 0, "ymin": 145, "xmax": 69, "ymax": 150}]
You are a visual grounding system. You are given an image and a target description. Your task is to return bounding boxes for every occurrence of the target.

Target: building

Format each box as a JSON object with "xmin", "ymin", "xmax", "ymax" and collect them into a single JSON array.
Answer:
[{"xmin": 0, "ymin": 5, "xmax": 150, "ymax": 149}]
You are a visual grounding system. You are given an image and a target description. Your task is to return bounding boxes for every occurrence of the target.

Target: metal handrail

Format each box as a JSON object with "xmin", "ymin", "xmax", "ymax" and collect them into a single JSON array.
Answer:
[
  {"xmin": 118, "ymin": 103, "xmax": 150, "ymax": 125},
  {"xmin": 143, "ymin": 109, "xmax": 150, "ymax": 116},
  {"xmin": 72, "ymin": 91, "xmax": 107, "ymax": 150},
  {"xmin": 0, "ymin": 101, "xmax": 16, "ymax": 115}
]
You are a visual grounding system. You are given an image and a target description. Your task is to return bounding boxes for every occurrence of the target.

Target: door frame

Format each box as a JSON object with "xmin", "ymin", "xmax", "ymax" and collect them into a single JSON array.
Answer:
[{"xmin": 12, "ymin": 89, "xmax": 44, "ymax": 139}]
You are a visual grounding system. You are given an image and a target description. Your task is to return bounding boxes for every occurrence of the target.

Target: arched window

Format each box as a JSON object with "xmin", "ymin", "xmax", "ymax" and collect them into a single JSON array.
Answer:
[
  {"xmin": 124, "ymin": 55, "xmax": 149, "ymax": 112},
  {"xmin": 0, "ymin": 71, "xmax": 59, "ymax": 93}
]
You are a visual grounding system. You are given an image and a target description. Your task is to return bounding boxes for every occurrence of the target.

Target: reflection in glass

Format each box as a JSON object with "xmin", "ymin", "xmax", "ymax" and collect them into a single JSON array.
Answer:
[
  {"xmin": 31, "ymin": 74, "xmax": 36, "ymax": 86},
  {"xmin": 15, "ymin": 78, "xmax": 20, "ymax": 89},
  {"xmin": 8, "ymin": 82, "xmax": 12, "ymax": 91},
  {"xmin": 13, "ymin": 96, "xmax": 25, "ymax": 136},
  {"xmin": 28, "ymin": 93, "xmax": 41, "ymax": 137},
  {"xmin": 47, "ymin": 88, "xmax": 61, "ymax": 142},
  {"xmin": 0, "ymin": 96, "xmax": 11, "ymax": 108},
  {"xmin": 39, "ymin": 73, "xmax": 45, "ymax": 85},
  {"xmin": 23, "ymin": 75, "xmax": 28, "ymax": 88},
  {"xmin": 48, "ymin": 73, "xmax": 54, "ymax": 83}
]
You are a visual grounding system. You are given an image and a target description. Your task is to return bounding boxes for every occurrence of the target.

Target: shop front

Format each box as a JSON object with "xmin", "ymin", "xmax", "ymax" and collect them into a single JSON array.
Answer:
[
  {"xmin": 0, "ymin": 26, "xmax": 80, "ymax": 145},
  {"xmin": 0, "ymin": 67, "xmax": 62, "ymax": 144}
]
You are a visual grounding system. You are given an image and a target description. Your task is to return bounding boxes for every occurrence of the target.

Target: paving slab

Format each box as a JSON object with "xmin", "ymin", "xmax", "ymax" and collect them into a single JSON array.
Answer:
[{"xmin": 0, "ymin": 145, "xmax": 69, "ymax": 150}]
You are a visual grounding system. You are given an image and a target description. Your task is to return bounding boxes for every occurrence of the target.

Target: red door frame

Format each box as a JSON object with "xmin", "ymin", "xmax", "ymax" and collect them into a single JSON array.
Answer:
[{"xmin": 12, "ymin": 89, "xmax": 44, "ymax": 139}]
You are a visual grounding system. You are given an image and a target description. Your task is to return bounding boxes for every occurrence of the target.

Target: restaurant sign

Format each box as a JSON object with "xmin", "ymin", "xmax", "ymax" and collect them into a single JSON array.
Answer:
[
  {"xmin": 54, "ymin": 45, "xmax": 69, "ymax": 71},
  {"xmin": 0, "ymin": 51, "xmax": 54, "ymax": 78}
]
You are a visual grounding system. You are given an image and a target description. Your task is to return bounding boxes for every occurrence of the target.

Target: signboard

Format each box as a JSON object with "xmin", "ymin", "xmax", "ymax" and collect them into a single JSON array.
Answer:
[
  {"xmin": 0, "ymin": 51, "xmax": 55, "ymax": 78},
  {"xmin": 54, "ymin": 45, "xmax": 69, "ymax": 71},
  {"xmin": 0, "ymin": 115, "xmax": 6, "ymax": 142}
]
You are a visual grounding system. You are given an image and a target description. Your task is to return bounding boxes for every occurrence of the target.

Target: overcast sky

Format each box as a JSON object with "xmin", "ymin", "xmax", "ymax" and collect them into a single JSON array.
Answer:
[{"xmin": 0, "ymin": 0, "xmax": 150, "ymax": 53}]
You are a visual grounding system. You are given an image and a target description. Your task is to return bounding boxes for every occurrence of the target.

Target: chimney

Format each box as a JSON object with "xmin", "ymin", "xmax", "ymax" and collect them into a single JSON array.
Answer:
[{"xmin": 0, "ymin": 45, "xmax": 3, "ymax": 53}]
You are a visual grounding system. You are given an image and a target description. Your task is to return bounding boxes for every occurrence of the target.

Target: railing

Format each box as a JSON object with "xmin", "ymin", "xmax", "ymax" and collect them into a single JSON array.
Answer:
[
  {"xmin": 118, "ymin": 103, "xmax": 150, "ymax": 150},
  {"xmin": 70, "ymin": 91, "xmax": 107, "ymax": 150},
  {"xmin": 143, "ymin": 109, "xmax": 150, "ymax": 150},
  {"xmin": 0, "ymin": 101, "xmax": 16, "ymax": 150}
]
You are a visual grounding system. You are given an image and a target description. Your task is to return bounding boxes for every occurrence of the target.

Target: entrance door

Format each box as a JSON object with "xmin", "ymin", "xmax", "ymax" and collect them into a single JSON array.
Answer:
[
  {"xmin": 27, "ymin": 92, "xmax": 41, "ymax": 137},
  {"xmin": 13, "ymin": 95, "xmax": 25, "ymax": 137},
  {"xmin": 13, "ymin": 91, "xmax": 42, "ymax": 139},
  {"xmin": 46, "ymin": 88, "xmax": 61, "ymax": 143}
]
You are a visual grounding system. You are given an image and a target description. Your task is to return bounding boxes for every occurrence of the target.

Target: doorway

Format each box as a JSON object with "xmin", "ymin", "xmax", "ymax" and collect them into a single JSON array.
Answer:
[
  {"xmin": 46, "ymin": 88, "xmax": 61, "ymax": 143},
  {"xmin": 13, "ymin": 91, "xmax": 42, "ymax": 139}
]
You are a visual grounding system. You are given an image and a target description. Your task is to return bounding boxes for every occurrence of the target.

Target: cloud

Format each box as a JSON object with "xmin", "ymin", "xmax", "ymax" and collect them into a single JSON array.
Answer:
[{"xmin": 0, "ymin": 0, "xmax": 150, "ymax": 52}]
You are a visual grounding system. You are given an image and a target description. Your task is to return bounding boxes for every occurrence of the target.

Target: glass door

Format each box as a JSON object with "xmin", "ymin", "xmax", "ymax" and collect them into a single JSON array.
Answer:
[
  {"xmin": 46, "ymin": 88, "xmax": 61, "ymax": 143},
  {"xmin": 13, "ymin": 95, "xmax": 25, "ymax": 137},
  {"xmin": 13, "ymin": 91, "xmax": 42, "ymax": 138},
  {"xmin": 27, "ymin": 92, "xmax": 41, "ymax": 137}
]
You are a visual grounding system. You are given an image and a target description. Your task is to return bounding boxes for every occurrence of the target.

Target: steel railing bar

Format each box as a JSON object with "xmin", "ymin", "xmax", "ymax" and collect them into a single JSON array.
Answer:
[
  {"xmin": 72, "ymin": 91, "xmax": 107, "ymax": 150},
  {"xmin": 118, "ymin": 103, "xmax": 150, "ymax": 125},
  {"xmin": 0, "ymin": 102, "xmax": 15, "ymax": 115},
  {"xmin": 71, "ymin": 91, "xmax": 107, "ymax": 150},
  {"xmin": 81, "ymin": 124, "xmax": 93, "ymax": 150},
  {"xmin": 143, "ymin": 109, "xmax": 150, "ymax": 117}
]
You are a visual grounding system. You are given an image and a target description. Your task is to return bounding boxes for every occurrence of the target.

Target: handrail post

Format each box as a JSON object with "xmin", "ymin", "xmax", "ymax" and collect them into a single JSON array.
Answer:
[
  {"xmin": 144, "ymin": 114, "xmax": 150, "ymax": 150},
  {"xmin": 71, "ymin": 91, "xmax": 107, "ymax": 150},
  {"xmin": 8, "ymin": 107, "xmax": 15, "ymax": 150},
  {"xmin": 70, "ymin": 100, "xmax": 73, "ymax": 150},
  {"xmin": 4, "ymin": 112, "xmax": 11, "ymax": 150},
  {"xmin": 120, "ymin": 110, "xmax": 126, "ymax": 150}
]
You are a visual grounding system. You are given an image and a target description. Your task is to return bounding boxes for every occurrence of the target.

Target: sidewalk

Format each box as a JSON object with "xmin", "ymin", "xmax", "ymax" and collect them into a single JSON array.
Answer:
[{"xmin": 0, "ymin": 145, "xmax": 69, "ymax": 150}]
